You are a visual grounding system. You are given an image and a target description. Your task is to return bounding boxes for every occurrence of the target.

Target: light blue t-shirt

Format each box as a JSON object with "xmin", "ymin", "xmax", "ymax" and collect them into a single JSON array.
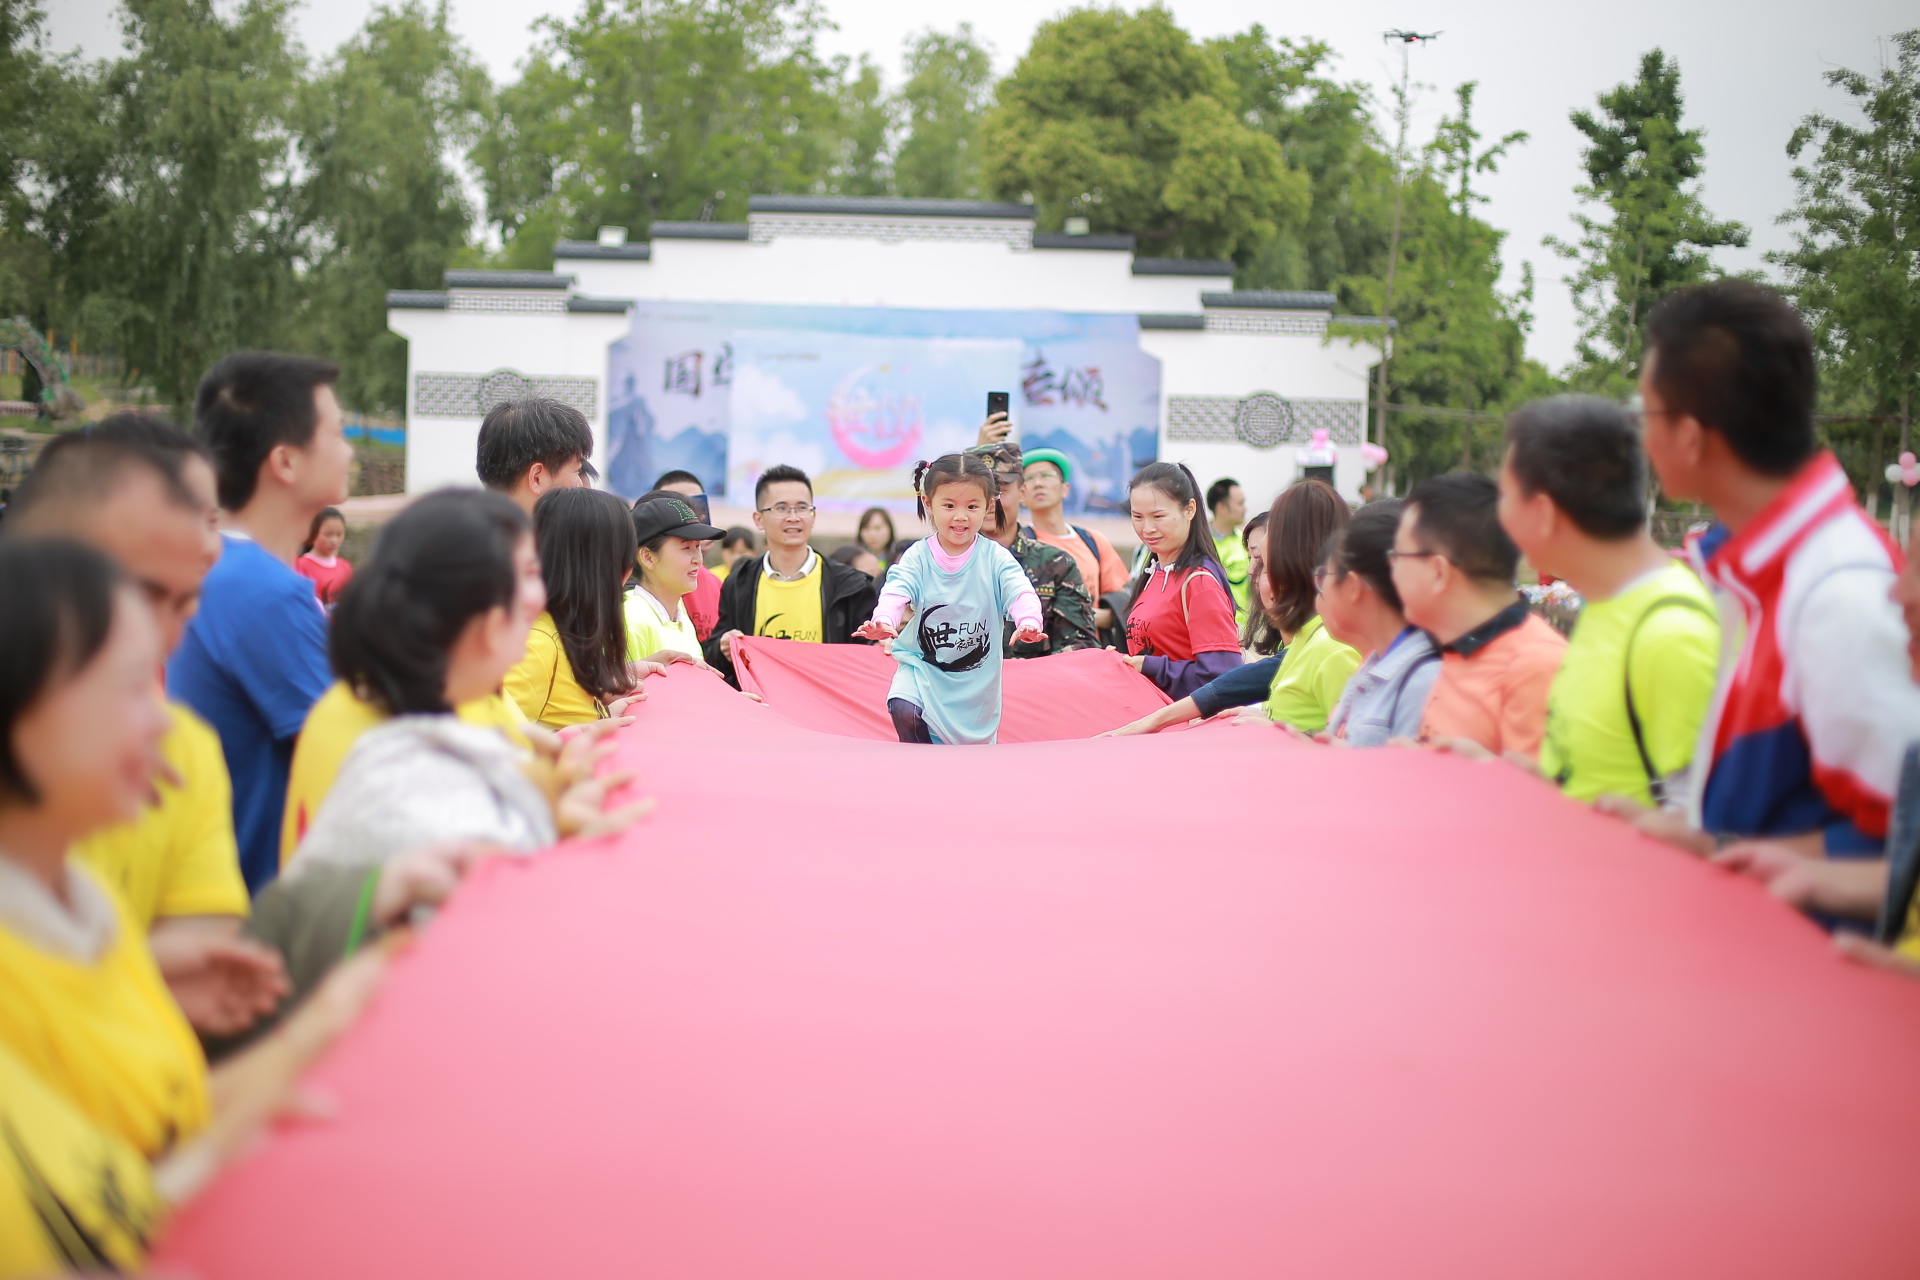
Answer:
[
  {"xmin": 885, "ymin": 537, "xmax": 1035, "ymax": 746},
  {"xmin": 167, "ymin": 533, "xmax": 331, "ymax": 892}
]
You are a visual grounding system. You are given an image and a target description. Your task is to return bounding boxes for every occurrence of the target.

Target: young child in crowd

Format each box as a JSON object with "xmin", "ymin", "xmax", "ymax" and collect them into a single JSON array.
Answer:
[
  {"xmin": 506, "ymin": 487, "xmax": 642, "ymax": 728},
  {"xmin": 1317, "ymin": 501, "xmax": 1442, "ymax": 745},
  {"xmin": 295, "ymin": 506, "xmax": 352, "ymax": 607},
  {"xmin": 854, "ymin": 454, "xmax": 1045, "ymax": 745},
  {"xmin": 290, "ymin": 491, "xmax": 649, "ymax": 871},
  {"xmin": 625, "ymin": 492, "xmax": 726, "ymax": 665},
  {"xmin": 1120, "ymin": 461, "xmax": 1244, "ymax": 699}
]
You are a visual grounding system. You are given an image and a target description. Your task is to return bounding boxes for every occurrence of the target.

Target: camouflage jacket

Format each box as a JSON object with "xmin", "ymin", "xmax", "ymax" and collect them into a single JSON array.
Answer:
[{"xmin": 1004, "ymin": 530, "xmax": 1099, "ymax": 658}]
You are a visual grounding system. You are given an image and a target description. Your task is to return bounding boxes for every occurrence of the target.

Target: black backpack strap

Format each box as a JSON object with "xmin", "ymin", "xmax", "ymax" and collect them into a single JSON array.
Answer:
[
  {"xmin": 1384, "ymin": 645, "xmax": 1442, "ymax": 727},
  {"xmin": 1623, "ymin": 594, "xmax": 1719, "ymax": 806},
  {"xmin": 1071, "ymin": 524, "xmax": 1102, "ymax": 566}
]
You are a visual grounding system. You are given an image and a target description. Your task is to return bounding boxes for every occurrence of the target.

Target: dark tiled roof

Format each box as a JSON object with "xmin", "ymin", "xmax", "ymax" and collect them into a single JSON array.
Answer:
[
  {"xmin": 1031, "ymin": 232, "xmax": 1136, "ymax": 251},
  {"xmin": 567, "ymin": 296, "xmax": 633, "ymax": 313},
  {"xmin": 1137, "ymin": 313, "xmax": 1206, "ymax": 330},
  {"xmin": 387, "ymin": 290, "xmax": 448, "ymax": 309},
  {"xmin": 1200, "ymin": 290, "xmax": 1338, "ymax": 310},
  {"xmin": 443, "ymin": 270, "xmax": 575, "ymax": 290},
  {"xmin": 1131, "ymin": 258, "xmax": 1236, "ymax": 277},
  {"xmin": 648, "ymin": 222, "xmax": 750, "ymax": 241},
  {"xmin": 749, "ymin": 195, "xmax": 1036, "ymax": 219},
  {"xmin": 553, "ymin": 240, "xmax": 652, "ymax": 260}
]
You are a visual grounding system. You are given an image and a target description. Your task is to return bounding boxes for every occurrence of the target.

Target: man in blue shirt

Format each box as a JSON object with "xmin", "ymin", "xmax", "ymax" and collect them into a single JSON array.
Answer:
[{"xmin": 168, "ymin": 352, "xmax": 353, "ymax": 891}]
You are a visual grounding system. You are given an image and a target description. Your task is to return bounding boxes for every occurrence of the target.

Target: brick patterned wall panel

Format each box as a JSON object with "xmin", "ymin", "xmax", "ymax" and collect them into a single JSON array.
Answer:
[
  {"xmin": 413, "ymin": 373, "xmax": 481, "ymax": 417},
  {"xmin": 446, "ymin": 292, "xmax": 568, "ymax": 315},
  {"xmin": 415, "ymin": 371, "xmax": 598, "ymax": 419},
  {"xmin": 1203, "ymin": 312, "xmax": 1329, "ymax": 337},
  {"xmin": 748, "ymin": 217, "xmax": 1033, "ymax": 249},
  {"xmin": 1166, "ymin": 394, "xmax": 1365, "ymax": 448}
]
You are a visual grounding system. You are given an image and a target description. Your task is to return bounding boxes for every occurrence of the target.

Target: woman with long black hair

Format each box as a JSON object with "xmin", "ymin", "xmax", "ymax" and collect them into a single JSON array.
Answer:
[
  {"xmin": 1116, "ymin": 462, "xmax": 1243, "ymax": 700},
  {"xmin": 505, "ymin": 487, "xmax": 640, "ymax": 727}
]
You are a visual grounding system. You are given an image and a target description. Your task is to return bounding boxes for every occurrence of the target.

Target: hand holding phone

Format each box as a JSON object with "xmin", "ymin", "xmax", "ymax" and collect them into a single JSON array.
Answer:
[{"xmin": 979, "ymin": 391, "xmax": 1013, "ymax": 444}]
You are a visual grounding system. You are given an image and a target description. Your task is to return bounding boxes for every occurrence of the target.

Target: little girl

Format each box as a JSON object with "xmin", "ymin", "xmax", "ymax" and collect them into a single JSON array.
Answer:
[
  {"xmin": 295, "ymin": 506, "xmax": 352, "ymax": 607},
  {"xmin": 854, "ymin": 453, "xmax": 1045, "ymax": 744}
]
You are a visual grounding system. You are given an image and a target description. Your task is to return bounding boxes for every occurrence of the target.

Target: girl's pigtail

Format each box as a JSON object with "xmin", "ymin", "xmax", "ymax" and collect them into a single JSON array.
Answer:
[{"xmin": 912, "ymin": 459, "xmax": 931, "ymax": 522}]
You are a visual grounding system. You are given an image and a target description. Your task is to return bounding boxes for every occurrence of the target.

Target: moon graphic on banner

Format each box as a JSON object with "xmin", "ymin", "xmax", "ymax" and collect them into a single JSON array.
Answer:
[{"xmin": 826, "ymin": 363, "xmax": 924, "ymax": 469}]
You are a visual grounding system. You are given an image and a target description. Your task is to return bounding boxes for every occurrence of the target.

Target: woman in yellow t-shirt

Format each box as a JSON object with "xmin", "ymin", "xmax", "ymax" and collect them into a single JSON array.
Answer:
[
  {"xmin": 0, "ymin": 539, "xmax": 393, "ymax": 1271},
  {"xmin": 506, "ymin": 488, "xmax": 644, "ymax": 727}
]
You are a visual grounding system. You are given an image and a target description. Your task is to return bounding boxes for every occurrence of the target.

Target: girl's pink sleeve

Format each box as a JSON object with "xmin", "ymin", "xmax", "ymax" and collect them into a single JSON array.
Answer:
[
  {"xmin": 873, "ymin": 583, "xmax": 912, "ymax": 628},
  {"xmin": 1008, "ymin": 584, "xmax": 1042, "ymax": 631}
]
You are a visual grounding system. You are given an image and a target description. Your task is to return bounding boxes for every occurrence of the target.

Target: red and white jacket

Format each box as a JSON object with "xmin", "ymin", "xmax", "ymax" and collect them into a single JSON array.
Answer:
[{"xmin": 1686, "ymin": 452, "xmax": 1918, "ymax": 853}]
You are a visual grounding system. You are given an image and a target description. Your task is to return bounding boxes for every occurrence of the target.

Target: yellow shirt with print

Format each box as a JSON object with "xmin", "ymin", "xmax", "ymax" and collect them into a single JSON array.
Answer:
[
  {"xmin": 1265, "ymin": 615, "xmax": 1362, "ymax": 733},
  {"xmin": 72, "ymin": 702, "xmax": 248, "ymax": 928},
  {"xmin": 505, "ymin": 611, "xmax": 608, "ymax": 728},
  {"xmin": 0, "ymin": 867, "xmax": 210, "ymax": 1159},
  {"xmin": 1539, "ymin": 559, "xmax": 1720, "ymax": 806},
  {"xmin": 282, "ymin": 680, "xmax": 530, "ymax": 864},
  {"xmin": 0, "ymin": 1037, "xmax": 163, "ymax": 1278},
  {"xmin": 753, "ymin": 554, "xmax": 825, "ymax": 643}
]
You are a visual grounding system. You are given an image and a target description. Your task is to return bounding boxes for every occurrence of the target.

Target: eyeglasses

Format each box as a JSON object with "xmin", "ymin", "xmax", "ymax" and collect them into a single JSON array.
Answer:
[
  {"xmin": 1385, "ymin": 549, "xmax": 1443, "ymax": 564},
  {"xmin": 759, "ymin": 503, "xmax": 815, "ymax": 517}
]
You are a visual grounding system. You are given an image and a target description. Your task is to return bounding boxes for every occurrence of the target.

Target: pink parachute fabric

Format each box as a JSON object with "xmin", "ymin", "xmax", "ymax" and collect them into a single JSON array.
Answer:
[{"xmin": 158, "ymin": 649, "xmax": 1920, "ymax": 1278}]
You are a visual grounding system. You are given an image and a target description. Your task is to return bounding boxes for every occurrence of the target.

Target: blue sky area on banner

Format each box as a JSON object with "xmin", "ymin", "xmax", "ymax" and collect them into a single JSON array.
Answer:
[{"xmin": 604, "ymin": 303, "xmax": 1162, "ymax": 516}]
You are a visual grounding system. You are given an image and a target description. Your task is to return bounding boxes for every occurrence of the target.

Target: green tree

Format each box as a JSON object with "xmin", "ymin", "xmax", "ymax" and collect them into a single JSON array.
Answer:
[
  {"xmin": 1773, "ymin": 30, "xmax": 1920, "ymax": 514},
  {"xmin": 1209, "ymin": 26, "xmax": 1393, "ymax": 295},
  {"xmin": 289, "ymin": 1, "xmax": 490, "ymax": 413},
  {"xmin": 475, "ymin": 0, "xmax": 860, "ymax": 266},
  {"xmin": 834, "ymin": 56, "xmax": 894, "ymax": 199},
  {"xmin": 1342, "ymin": 84, "xmax": 1541, "ymax": 483},
  {"xmin": 0, "ymin": 0, "xmax": 65, "ymax": 321},
  {"xmin": 1550, "ymin": 49, "xmax": 1748, "ymax": 390},
  {"xmin": 894, "ymin": 25, "xmax": 994, "ymax": 200},
  {"xmin": 38, "ymin": 0, "xmax": 303, "ymax": 414},
  {"xmin": 979, "ymin": 6, "xmax": 1307, "ymax": 259}
]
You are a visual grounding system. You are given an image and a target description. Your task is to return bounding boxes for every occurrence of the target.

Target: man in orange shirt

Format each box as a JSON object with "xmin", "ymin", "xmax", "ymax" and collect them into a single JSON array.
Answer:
[{"xmin": 1390, "ymin": 472, "xmax": 1566, "ymax": 758}]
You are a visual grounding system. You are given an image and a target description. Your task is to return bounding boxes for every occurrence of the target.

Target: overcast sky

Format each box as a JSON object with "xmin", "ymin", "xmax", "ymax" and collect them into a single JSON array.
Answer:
[{"xmin": 44, "ymin": 0, "xmax": 1916, "ymax": 372}]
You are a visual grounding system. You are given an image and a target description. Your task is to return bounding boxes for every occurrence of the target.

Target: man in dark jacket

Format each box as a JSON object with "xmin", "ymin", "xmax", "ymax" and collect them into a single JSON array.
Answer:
[{"xmin": 703, "ymin": 463, "xmax": 878, "ymax": 686}]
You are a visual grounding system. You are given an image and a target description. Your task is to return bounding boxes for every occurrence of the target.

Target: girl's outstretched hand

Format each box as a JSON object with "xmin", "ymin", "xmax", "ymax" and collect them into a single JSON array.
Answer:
[
  {"xmin": 853, "ymin": 617, "xmax": 897, "ymax": 642},
  {"xmin": 1010, "ymin": 623, "xmax": 1046, "ymax": 646}
]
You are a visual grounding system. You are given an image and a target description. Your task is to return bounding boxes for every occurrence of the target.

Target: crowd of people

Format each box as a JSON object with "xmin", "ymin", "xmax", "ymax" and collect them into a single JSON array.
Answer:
[{"xmin": 1, "ymin": 277, "xmax": 1917, "ymax": 1273}]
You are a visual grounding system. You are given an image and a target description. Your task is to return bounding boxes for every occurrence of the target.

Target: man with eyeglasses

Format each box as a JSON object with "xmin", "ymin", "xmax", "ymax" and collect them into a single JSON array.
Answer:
[
  {"xmin": 1390, "ymin": 471, "xmax": 1566, "ymax": 758},
  {"xmin": 703, "ymin": 464, "xmax": 879, "ymax": 686},
  {"xmin": 965, "ymin": 441, "xmax": 1098, "ymax": 658}
]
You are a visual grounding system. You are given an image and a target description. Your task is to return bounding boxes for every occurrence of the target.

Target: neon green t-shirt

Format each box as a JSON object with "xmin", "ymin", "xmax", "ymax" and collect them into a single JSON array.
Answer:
[
  {"xmin": 1539, "ymin": 560, "xmax": 1720, "ymax": 807},
  {"xmin": 1216, "ymin": 527, "xmax": 1251, "ymax": 623},
  {"xmin": 625, "ymin": 584, "xmax": 703, "ymax": 661},
  {"xmin": 1264, "ymin": 614, "xmax": 1362, "ymax": 733}
]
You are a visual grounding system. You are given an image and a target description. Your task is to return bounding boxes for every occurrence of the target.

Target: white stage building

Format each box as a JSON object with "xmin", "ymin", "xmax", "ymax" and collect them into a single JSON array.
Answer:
[{"xmin": 387, "ymin": 196, "xmax": 1386, "ymax": 510}]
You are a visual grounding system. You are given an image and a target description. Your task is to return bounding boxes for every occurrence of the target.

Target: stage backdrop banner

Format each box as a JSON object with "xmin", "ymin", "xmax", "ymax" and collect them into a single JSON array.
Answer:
[
  {"xmin": 725, "ymin": 330, "xmax": 1023, "ymax": 509},
  {"xmin": 603, "ymin": 302, "xmax": 1160, "ymax": 513},
  {"xmin": 156, "ymin": 651, "xmax": 1920, "ymax": 1280}
]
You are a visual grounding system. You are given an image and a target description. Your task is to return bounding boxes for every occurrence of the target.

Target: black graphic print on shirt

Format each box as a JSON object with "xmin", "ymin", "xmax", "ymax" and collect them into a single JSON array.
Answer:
[{"xmin": 916, "ymin": 602, "xmax": 992, "ymax": 673}]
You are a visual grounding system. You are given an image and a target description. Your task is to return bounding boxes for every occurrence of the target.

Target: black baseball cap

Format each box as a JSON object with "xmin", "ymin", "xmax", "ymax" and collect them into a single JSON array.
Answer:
[{"xmin": 630, "ymin": 495, "xmax": 725, "ymax": 544}]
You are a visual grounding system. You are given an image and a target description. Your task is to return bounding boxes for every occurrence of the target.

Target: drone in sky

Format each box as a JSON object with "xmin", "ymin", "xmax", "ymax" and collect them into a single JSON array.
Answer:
[{"xmin": 1383, "ymin": 29, "xmax": 1443, "ymax": 45}]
